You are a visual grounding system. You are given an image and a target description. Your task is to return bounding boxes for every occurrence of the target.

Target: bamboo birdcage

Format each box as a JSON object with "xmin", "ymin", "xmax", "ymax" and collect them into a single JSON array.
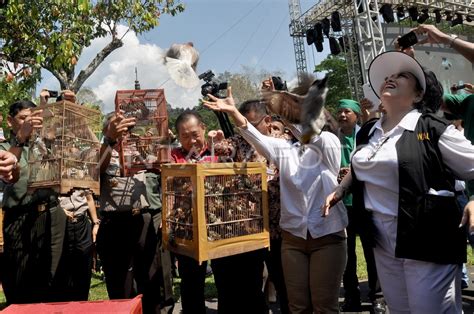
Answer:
[
  {"xmin": 162, "ymin": 162, "xmax": 269, "ymax": 264},
  {"xmin": 115, "ymin": 89, "xmax": 171, "ymax": 176},
  {"xmin": 27, "ymin": 100, "xmax": 101, "ymax": 195}
]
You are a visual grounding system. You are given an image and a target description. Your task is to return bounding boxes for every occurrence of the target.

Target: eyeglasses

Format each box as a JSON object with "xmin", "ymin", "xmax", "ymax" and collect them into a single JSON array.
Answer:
[
  {"xmin": 367, "ymin": 136, "xmax": 390, "ymax": 161},
  {"xmin": 248, "ymin": 115, "xmax": 267, "ymax": 127}
]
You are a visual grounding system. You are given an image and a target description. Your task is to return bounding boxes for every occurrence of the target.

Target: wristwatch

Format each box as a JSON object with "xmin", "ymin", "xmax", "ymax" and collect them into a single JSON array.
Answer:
[
  {"xmin": 103, "ymin": 136, "xmax": 117, "ymax": 147},
  {"xmin": 10, "ymin": 135, "xmax": 26, "ymax": 147}
]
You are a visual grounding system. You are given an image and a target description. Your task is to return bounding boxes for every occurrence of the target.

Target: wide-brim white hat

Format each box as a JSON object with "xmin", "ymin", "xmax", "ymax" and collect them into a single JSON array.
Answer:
[{"xmin": 368, "ymin": 51, "xmax": 426, "ymax": 99}]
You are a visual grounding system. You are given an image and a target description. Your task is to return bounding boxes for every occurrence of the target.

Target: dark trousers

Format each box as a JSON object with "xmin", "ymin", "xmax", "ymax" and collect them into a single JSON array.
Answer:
[
  {"xmin": 96, "ymin": 212, "xmax": 160, "ymax": 314},
  {"xmin": 2, "ymin": 204, "xmax": 66, "ymax": 304},
  {"xmin": 176, "ymin": 254, "xmax": 208, "ymax": 314},
  {"xmin": 148, "ymin": 212, "xmax": 174, "ymax": 314},
  {"xmin": 52, "ymin": 215, "xmax": 93, "ymax": 301},
  {"xmin": 343, "ymin": 206, "xmax": 379, "ymax": 302},
  {"xmin": 266, "ymin": 238, "xmax": 289, "ymax": 314},
  {"xmin": 212, "ymin": 249, "xmax": 267, "ymax": 314}
]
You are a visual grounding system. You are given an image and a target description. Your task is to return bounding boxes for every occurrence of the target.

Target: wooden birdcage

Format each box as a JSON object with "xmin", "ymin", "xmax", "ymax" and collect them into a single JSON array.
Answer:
[
  {"xmin": 115, "ymin": 89, "xmax": 170, "ymax": 176},
  {"xmin": 27, "ymin": 100, "xmax": 101, "ymax": 195},
  {"xmin": 162, "ymin": 162, "xmax": 269, "ymax": 264}
]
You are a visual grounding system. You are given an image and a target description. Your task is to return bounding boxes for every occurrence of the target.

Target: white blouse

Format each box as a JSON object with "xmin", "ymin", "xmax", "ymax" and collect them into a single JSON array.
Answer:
[
  {"xmin": 238, "ymin": 123, "xmax": 348, "ymax": 239},
  {"xmin": 352, "ymin": 110, "xmax": 474, "ymax": 217}
]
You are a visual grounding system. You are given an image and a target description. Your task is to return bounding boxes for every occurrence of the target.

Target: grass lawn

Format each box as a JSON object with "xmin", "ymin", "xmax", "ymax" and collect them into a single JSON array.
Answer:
[{"xmin": 0, "ymin": 237, "xmax": 473, "ymax": 307}]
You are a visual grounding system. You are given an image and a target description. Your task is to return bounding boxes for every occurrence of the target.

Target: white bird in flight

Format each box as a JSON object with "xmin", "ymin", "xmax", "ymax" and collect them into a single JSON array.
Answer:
[{"xmin": 164, "ymin": 42, "xmax": 200, "ymax": 89}]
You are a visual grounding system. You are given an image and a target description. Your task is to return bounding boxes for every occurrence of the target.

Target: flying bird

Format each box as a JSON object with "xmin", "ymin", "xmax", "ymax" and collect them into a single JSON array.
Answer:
[
  {"xmin": 164, "ymin": 42, "xmax": 200, "ymax": 89},
  {"xmin": 263, "ymin": 73, "xmax": 328, "ymax": 144}
]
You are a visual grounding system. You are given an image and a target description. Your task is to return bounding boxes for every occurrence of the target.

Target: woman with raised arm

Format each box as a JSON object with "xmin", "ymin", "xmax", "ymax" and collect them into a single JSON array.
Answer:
[
  {"xmin": 323, "ymin": 51, "xmax": 474, "ymax": 313},
  {"xmin": 203, "ymin": 88, "xmax": 347, "ymax": 314}
]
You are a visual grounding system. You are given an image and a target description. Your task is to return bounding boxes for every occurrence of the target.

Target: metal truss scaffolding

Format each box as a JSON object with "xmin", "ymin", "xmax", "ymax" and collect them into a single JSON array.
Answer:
[{"xmin": 289, "ymin": 0, "xmax": 473, "ymax": 99}]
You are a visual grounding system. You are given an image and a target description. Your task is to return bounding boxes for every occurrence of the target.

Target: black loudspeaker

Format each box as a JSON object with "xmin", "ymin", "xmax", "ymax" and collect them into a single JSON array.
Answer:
[
  {"xmin": 331, "ymin": 11, "xmax": 341, "ymax": 32},
  {"xmin": 306, "ymin": 28, "xmax": 315, "ymax": 45},
  {"xmin": 379, "ymin": 4, "xmax": 395, "ymax": 23},
  {"xmin": 314, "ymin": 22, "xmax": 324, "ymax": 42},
  {"xmin": 329, "ymin": 37, "xmax": 341, "ymax": 55},
  {"xmin": 321, "ymin": 18, "xmax": 330, "ymax": 38},
  {"xmin": 315, "ymin": 41, "xmax": 324, "ymax": 52}
]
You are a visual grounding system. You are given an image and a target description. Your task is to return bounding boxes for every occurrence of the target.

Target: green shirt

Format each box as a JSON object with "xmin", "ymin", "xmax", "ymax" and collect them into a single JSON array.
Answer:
[
  {"xmin": 145, "ymin": 172, "xmax": 162, "ymax": 211},
  {"xmin": 0, "ymin": 142, "xmax": 33, "ymax": 208},
  {"xmin": 340, "ymin": 129, "xmax": 356, "ymax": 206},
  {"xmin": 444, "ymin": 93, "xmax": 474, "ymax": 196}
]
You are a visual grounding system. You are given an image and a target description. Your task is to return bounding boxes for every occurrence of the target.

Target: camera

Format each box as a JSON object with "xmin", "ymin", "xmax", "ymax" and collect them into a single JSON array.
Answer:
[
  {"xmin": 198, "ymin": 70, "xmax": 228, "ymax": 98},
  {"xmin": 397, "ymin": 31, "xmax": 418, "ymax": 50},
  {"xmin": 47, "ymin": 90, "xmax": 59, "ymax": 98},
  {"xmin": 451, "ymin": 84, "xmax": 465, "ymax": 91},
  {"xmin": 271, "ymin": 76, "xmax": 287, "ymax": 91}
]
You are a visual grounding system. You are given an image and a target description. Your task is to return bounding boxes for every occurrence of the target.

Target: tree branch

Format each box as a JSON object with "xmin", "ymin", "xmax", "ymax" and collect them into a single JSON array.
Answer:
[
  {"xmin": 71, "ymin": 37, "xmax": 123, "ymax": 92},
  {"xmin": 42, "ymin": 64, "xmax": 68, "ymax": 89}
]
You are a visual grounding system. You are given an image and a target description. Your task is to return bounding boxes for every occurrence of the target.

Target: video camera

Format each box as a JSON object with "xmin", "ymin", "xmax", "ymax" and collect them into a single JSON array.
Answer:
[
  {"xmin": 198, "ymin": 70, "xmax": 233, "ymax": 138},
  {"xmin": 271, "ymin": 76, "xmax": 287, "ymax": 91},
  {"xmin": 199, "ymin": 70, "xmax": 228, "ymax": 98}
]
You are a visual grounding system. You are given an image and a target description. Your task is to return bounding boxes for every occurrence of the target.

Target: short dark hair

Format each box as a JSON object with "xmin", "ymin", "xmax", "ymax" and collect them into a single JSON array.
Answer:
[
  {"xmin": 175, "ymin": 110, "xmax": 204, "ymax": 134},
  {"xmin": 238, "ymin": 100, "xmax": 268, "ymax": 119},
  {"xmin": 8, "ymin": 100, "xmax": 36, "ymax": 117},
  {"xmin": 414, "ymin": 68, "xmax": 443, "ymax": 113}
]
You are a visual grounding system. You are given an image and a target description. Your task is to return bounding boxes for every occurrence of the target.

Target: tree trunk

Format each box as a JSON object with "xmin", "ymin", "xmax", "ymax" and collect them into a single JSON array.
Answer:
[{"xmin": 71, "ymin": 37, "xmax": 123, "ymax": 92}]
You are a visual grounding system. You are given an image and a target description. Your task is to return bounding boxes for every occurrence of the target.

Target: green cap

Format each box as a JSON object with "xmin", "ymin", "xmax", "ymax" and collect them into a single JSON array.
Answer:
[
  {"xmin": 443, "ymin": 93, "xmax": 463, "ymax": 107},
  {"xmin": 338, "ymin": 99, "xmax": 361, "ymax": 115}
]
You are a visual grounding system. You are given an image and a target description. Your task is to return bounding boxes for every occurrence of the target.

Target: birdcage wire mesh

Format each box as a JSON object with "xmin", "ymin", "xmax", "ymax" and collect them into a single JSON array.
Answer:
[
  {"xmin": 27, "ymin": 101, "xmax": 101, "ymax": 194},
  {"xmin": 205, "ymin": 174, "xmax": 263, "ymax": 241},
  {"xmin": 165, "ymin": 176, "xmax": 194, "ymax": 241},
  {"xmin": 115, "ymin": 89, "xmax": 170, "ymax": 176},
  {"xmin": 165, "ymin": 173, "xmax": 264, "ymax": 243}
]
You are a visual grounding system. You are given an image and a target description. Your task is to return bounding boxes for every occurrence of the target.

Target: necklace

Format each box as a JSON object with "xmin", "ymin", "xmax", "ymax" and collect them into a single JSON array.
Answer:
[{"xmin": 367, "ymin": 136, "xmax": 390, "ymax": 161}]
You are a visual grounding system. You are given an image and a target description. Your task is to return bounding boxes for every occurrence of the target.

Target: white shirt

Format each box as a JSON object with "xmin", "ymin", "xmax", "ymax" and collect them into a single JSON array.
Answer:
[
  {"xmin": 352, "ymin": 110, "xmax": 474, "ymax": 217},
  {"xmin": 238, "ymin": 123, "xmax": 347, "ymax": 239}
]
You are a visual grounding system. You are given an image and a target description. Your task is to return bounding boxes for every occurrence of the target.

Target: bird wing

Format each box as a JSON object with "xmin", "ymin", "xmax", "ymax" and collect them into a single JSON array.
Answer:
[
  {"xmin": 263, "ymin": 91, "xmax": 305, "ymax": 123},
  {"xmin": 165, "ymin": 57, "xmax": 200, "ymax": 89},
  {"xmin": 165, "ymin": 43, "xmax": 199, "ymax": 70}
]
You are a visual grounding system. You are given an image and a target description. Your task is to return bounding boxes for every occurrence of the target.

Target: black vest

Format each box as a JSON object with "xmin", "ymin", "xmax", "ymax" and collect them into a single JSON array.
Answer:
[{"xmin": 352, "ymin": 114, "xmax": 466, "ymax": 264}]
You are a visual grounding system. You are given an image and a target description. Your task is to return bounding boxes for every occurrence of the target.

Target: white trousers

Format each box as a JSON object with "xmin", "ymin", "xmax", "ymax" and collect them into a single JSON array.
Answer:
[{"xmin": 372, "ymin": 212, "xmax": 462, "ymax": 314}]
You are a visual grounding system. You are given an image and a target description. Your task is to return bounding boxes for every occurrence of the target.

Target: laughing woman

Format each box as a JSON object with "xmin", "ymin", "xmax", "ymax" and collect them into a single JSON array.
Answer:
[{"xmin": 324, "ymin": 51, "xmax": 474, "ymax": 313}]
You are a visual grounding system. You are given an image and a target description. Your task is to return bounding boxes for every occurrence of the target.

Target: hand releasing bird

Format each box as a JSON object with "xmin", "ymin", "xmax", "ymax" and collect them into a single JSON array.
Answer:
[
  {"xmin": 263, "ymin": 73, "xmax": 328, "ymax": 144},
  {"xmin": 164, "ymin": 42, "xmax": 200, "ymax": 89}
]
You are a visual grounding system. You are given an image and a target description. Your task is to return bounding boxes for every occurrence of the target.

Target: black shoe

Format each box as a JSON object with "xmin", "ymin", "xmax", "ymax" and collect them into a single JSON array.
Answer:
[{"xmin": 341, "ymin": 299, "xmax": 362, "ymax": 312}]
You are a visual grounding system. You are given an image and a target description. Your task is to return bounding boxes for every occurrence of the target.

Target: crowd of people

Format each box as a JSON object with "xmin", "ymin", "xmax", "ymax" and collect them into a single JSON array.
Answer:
[{"xmin": 0, "ymin": 24, "xmax": 473, "ymax": 314}]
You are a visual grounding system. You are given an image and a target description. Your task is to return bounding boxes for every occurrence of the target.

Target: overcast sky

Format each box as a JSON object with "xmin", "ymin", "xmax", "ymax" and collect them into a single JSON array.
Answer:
[{"xmin": 38, "ymin": 0, "xmax": 330, "ymax": 111}]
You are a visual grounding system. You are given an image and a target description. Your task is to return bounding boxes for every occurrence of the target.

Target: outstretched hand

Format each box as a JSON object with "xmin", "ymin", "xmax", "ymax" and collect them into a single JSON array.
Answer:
[
  {"xmin": 463, "ymin": 83, "xmax": 474, "ymax": 94},
  {"xmin": 412, "ymin": 24, "xmax": 450, "ymax": 46},
  {"xmin": 202, "ymin": 86, "xmax": 237, "ymax": 114}
]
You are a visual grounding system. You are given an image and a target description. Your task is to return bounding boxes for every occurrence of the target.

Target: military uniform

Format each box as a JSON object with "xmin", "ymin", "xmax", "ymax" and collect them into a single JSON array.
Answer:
[
  {"xmin": 97, "ymin": 150, "xmax": 169, "ymax": 314},
  {"xmin": 0, "ymin": 141, "xmax": 66, "ymax": 304}
]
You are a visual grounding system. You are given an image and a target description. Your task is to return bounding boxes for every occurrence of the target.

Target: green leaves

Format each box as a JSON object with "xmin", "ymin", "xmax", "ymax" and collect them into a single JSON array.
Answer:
[
  {"xmin": 0, "ymin": 0, "xmax": 185, "ymax": 95},
  {"xmin": 314, "ymin": 55, "xmax": 352, "ymax": 114}
]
